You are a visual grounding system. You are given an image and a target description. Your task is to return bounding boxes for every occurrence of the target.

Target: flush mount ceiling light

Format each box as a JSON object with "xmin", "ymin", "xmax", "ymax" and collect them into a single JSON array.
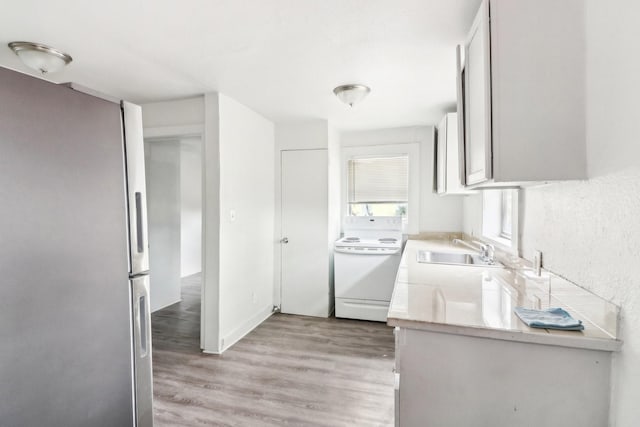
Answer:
[
  {"xmin": 333, "ymin": 84, "xmax": 371, "ymax": 107},
  {"xmin": 8, "ymin": 41, "xmax": 73, "ymax": 74}
]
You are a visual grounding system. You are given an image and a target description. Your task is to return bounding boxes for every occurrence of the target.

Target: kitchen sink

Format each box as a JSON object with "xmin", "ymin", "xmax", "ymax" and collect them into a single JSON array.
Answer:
[{"xmin": 416, "ymin": 250, "xmax": 503, "ymax": 267}]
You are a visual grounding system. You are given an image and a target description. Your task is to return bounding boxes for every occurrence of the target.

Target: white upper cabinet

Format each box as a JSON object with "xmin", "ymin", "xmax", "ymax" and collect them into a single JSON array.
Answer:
[
  {"xmin": 435, "ymin": 112, "xmax": 474, "ymax": 195},
  {"xmin": 457, "ymin": 0, "xmax": 586, "ymax": 188},
  {"xmin": 435, "ymin": 116, "xmax": 447, "ymax": 194},
  {"xmin": 464, "ymin": 2, "xmax": 492, "ymax": 186}
]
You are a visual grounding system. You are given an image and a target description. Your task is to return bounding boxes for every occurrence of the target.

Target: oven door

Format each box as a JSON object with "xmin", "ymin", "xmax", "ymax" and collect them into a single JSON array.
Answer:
[{"xmin": 334, "ymin": 246, "xmax": 401, "ymax": 301}]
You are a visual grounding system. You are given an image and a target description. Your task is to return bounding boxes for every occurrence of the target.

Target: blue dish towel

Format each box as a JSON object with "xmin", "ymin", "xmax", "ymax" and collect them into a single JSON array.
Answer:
[{"xmin": 514, "ymin": 307, "xmax": 584, "ymax": 331}]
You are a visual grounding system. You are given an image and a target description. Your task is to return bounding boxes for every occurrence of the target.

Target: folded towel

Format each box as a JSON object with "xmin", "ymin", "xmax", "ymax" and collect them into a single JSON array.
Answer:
[{"xmin": 514, "ymin": 307, "xmax": 584, "ymax": 331}]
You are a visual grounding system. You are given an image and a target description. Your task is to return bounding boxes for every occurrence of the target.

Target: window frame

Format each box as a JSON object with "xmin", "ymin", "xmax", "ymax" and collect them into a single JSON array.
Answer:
[
  {"xmin": 341, "ymin": 143, "xmax": 420, "ymax": 234},
  {"xmin": 499, "ymin": 190, "xmax": 513, "ymax": 239},
  {"xmin": 481, "ymin": 189, "xmax": 519, "ymax": 254},
  {"xmin": 347, "ymin": 155, "xmax": 409, "ymax": 219}
]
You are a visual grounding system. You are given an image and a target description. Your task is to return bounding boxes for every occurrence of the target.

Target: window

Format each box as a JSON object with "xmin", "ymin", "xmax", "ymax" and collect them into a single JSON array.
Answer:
[
  {"xmin": 347, "ymin": 156, "xmax": 408, "ymax": 218},
  {"xmin": 482, "ymin": 189, "xmax": 518, "ymax": 252},
  {"xmin": 341, "ymin": 143, "xmax": 419, "ymax": 234},
  {"xmin": 500, "ymin": 190, "xmax": 512, "ymax": 239}
]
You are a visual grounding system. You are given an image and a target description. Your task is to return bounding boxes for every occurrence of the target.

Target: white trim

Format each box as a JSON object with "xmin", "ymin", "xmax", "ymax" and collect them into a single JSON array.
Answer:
[
  {"xmin": 143, "ymin": 124, "xmax": 204, "ymax": 139},
  {"xmin": 341, "ymin": 143, "xmax": 420, "ymax": 235},
  {"xmin": 481, "ymin": 189, "xmax": 520, "ymax": 255},
  {"xmin": 215, "ymin": 305, "xmax": 274, "ymax": 353}
]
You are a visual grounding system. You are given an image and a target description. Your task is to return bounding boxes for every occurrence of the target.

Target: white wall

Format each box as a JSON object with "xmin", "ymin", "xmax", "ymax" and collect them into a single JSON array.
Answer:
[
  {"xmin": 141, "ymin": 97, "xmax": 204, "ymax": 129},
  {"xmin": 462, "ymin": 2, "xmax": 640, "ymax": 424},
  {"xmin": 217, "ymin": 94, "xmax": 275, "ymax": 352},
  {"xmin": 142, "ymin": 94, "xmax": 275, "ymax": 354},
  {"xmin": 341, "ymin": 126, "xmax": 464, "ymax": 233},
  {"xmin": 180, "ymin": 137, "xmax": 202, "ymax": 277},
  {"xmin": 275, "ymin": 120, "xmax": 329, "ymax": 150},
  {"xmin": 144, "ymin": 140, "xmax": 182, "ymax": 312}
]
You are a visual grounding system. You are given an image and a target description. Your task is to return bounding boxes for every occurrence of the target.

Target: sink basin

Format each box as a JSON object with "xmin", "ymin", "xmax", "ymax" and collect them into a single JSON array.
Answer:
[{"xmin": 416, "ymin": 250, "xmax": 502, "ymax": 267}]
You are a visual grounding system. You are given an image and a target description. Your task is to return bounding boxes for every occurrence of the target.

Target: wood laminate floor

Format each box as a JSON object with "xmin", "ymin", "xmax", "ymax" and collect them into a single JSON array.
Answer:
[{"xmin": 151, "ymin": 274, "xmax": 395, "ymax": 427}]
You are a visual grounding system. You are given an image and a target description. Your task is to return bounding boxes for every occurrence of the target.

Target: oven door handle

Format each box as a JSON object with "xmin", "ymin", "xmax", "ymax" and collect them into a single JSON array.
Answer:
[{"xmin": 335, "ymin": 247, "xmax": 401, "ymax": 255}]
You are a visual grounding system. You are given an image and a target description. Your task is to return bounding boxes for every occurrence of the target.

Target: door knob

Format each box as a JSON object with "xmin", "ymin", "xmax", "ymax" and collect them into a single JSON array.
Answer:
[{"xmin": 280, "ymin": 237, "xmax": 289, "ymax": 244}]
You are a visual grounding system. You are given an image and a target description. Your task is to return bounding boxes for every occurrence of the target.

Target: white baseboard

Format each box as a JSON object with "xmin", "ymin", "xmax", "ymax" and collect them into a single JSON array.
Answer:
[{"xmin": 219, "ymin": 305, "xmax": 273, "ymax": 353}]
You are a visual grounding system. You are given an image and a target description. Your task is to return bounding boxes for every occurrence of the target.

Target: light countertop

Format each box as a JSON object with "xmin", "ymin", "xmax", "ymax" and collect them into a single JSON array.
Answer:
[{"xmin": 387, "ymin": 239, "xmax": 622, "ymax": 352}]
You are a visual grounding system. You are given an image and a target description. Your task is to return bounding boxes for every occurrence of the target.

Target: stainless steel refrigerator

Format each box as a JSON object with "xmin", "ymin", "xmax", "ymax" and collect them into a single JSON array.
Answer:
[{"xmin": 0, "ymin": 66, "xmax": 153, "ymax": 426}]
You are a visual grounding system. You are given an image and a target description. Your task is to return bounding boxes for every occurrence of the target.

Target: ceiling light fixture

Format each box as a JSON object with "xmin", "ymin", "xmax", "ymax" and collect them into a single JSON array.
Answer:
[
  {"xmin": 8, "ymin": 41, "xmax": 73, "ymax": 74},
  {"xmin": 333, "ymin": 84, "xmax": 371, "ymax": 107}
]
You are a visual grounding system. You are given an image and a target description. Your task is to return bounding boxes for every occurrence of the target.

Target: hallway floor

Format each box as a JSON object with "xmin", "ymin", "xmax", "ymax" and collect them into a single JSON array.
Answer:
[{"xmin": 151, "ymin": 274, "xmax": 395, "ymax": 426}]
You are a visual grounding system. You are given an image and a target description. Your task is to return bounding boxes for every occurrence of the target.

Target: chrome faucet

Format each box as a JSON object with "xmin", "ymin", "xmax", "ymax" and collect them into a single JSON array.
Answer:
[
  {"xmin": 453, "ymin": 238, "xmax": 497, "ymax": 265},
  {"xmin": 480, "ymin": 244, "xmax": 496, "ymax": 264}
]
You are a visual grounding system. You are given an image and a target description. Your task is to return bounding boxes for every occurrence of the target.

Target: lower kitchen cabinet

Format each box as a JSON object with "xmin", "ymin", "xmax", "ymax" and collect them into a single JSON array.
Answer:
[
  {"xmin": 394, "ymin": 327, "xmax": 612, "ymax": 427},
  {"xmin": 389, "ymin": 240, "xmax": 619, "ymax": 426}
]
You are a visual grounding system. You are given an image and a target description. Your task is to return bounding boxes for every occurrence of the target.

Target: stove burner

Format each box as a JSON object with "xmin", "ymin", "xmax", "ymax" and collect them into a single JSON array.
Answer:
[
  {"xmin": 378, "ymin": 238, "xmax": 398, "ymax": 243},
  {"xmin": 344, "ymin": 237, "xmax": 360, "ymax": 242}
]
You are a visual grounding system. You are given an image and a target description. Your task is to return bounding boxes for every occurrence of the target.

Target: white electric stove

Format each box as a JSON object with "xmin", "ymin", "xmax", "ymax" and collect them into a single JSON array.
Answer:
[{"xmin": 334, "ymin": 216, "xmax": 403, "ymax": 322}]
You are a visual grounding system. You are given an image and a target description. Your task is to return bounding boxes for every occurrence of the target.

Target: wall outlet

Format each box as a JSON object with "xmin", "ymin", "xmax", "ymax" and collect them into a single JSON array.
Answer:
[{"xmin": 533, "ymin": 250, "xmax": 543, "ymax": 276}]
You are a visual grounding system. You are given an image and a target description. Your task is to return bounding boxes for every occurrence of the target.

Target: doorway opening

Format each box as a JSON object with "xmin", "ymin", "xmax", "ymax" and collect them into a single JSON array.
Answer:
[{"xmin": 144, "ymin": 134, "xmax": 203, "ymax": 351}]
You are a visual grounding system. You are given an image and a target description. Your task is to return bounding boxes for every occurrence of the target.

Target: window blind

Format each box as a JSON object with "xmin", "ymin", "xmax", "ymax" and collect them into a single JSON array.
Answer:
[{"xmin": 348, "ymin": 156, "xmax": 408, "ymax": 203}]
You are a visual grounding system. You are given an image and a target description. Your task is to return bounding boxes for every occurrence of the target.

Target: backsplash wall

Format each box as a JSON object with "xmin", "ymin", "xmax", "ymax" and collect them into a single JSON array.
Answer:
[
  {"xmin": 520, "ymin": 169, "xmax": 640, "ymax": 426},
  {"xmin": 461, "ymin": 169, "xmax": 640, "ymax": 426}
]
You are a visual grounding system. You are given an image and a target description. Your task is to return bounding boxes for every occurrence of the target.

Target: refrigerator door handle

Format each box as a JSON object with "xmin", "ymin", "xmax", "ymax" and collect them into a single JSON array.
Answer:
[
  {"xmin": 137, "ymin": 291, "xmax": 149, "ymax": 358},
  {"xmin": 135, "ymin": 192, "xmax": 145, "ymax": 254},
  {"xmin": 131, "ymin": 276, "xmax": 153, "ymax": 427},
  {"xmin": 122, "ymin": 101, "xmax": 150, "ymax": 274}
]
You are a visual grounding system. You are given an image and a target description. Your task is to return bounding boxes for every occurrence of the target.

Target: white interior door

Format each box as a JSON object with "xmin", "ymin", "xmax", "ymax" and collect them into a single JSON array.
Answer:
[
  {"xmin": 281, "ymin": 149, "xmax": 329, "ymax": 317},
  {"xmin": 179, "ymin": 136, "xmax": 203, "ymax": 278},
  {"xmin": 144, "ymin": 139, "xmax": 182, "ymax": 312}
]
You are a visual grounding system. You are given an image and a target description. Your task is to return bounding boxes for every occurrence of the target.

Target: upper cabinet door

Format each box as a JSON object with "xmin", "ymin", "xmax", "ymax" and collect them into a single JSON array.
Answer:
[
  {"xmin": 435, "ymin": 116, "xmax": 447, "ymax": 194},
  {"xmin": 455, "ymin": 46, "xmax": 466, "ymax": 187},
  {"xmin": 464, "ymin": 0, "xmax": 492, "ymax": 186},
  {"xmin": 457, "ymin": 0, "xmax": 586, "ymax": 188}
]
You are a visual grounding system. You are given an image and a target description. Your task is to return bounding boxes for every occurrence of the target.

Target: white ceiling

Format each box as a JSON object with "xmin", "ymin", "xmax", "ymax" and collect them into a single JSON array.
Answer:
[{"xmin": 0, "ymin": 0, "xmax": 480, "ymax": 131}]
